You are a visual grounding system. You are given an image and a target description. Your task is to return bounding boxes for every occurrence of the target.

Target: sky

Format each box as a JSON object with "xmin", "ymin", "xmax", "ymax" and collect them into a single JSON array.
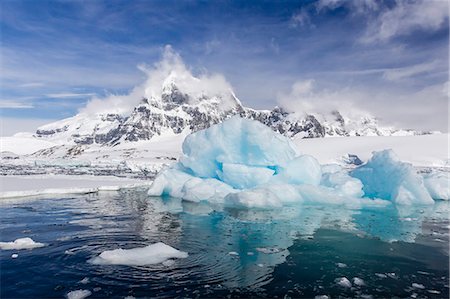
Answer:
[{"xmin": 0, "ymin": 0, "xmax": 448, "ymax": 135}]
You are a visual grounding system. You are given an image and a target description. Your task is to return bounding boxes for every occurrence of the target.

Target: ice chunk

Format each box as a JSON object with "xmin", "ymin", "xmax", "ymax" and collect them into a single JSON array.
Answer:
[
  {"xmin": 412, "ymin": 283, "xmax": 425, "ymax": 289},
  {"xmin": 351, "ymin": 150, "xmax": 434, "ymax": 205},
  {"xmin": 276, "ymin": 155, "xmax": 322, "ymax": 186},
  {"xmin": 225, "ymin": 188, "xmax": 282, "ymax": 208},
  {"xmin": 335, "ymin": 277, "xmax": 352, "ymax": 288},
  {"xmin": 321, "ymin": 170, "xmax": 364, "ymax": 198},
  {"xmin": 0, "ymin": 237, "xmax": 45, "ymax": 250},
  {"xmin": 89, "ymin": 242, "xmax": 188, "ymax": 266},
  {"xmin": 181, "ymin": 177, "xmax": 236, "ymax": 202},
  {"xmin": 423, "ymin": 171, "xmax": 449, "ymax": 200},
  {"xmin": 66, "ymin": 289, "xmax": 92, "ymax": 299},
  {"xmin": 148, "ymin": 167, "xmax": 194, "ymax": 198},
  {"xmin": 180, "ymin": 116, "xmax": 297, "ymax": 178},
  {"xmin": 353, "ymin": 277, "xmax": 365, "ymax": 286},
  {"xmin": 219, "ymin": 163, "xmax": 274, "ymax": 189}
]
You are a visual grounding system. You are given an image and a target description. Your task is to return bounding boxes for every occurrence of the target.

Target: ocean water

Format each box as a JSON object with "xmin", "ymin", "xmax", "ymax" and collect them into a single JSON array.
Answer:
[{"xmin": 0, "ymin": 189, "xmax": 448, "ymax": 298}]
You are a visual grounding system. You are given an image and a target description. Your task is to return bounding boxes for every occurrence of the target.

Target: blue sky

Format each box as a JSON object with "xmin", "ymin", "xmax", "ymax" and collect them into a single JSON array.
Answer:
[{"xmin": 1, "ymin": 0, "xmax": 448, "ymax": 135}]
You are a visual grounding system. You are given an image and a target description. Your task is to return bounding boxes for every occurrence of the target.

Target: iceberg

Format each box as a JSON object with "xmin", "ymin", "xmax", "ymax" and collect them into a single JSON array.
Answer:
[
  {"xmin": 350, "ymin": 150, "xmax": 434, "ymax": 205},
  {"xmin": 148, "ymin": 117, "xmax": 440, "ymax": 207}
]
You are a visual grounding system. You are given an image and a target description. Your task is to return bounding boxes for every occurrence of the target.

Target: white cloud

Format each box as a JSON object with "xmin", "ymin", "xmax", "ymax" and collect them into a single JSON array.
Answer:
[
  {"xmin": 290, "ymin": 10, "xmax": 312, "ymax": 28},
  {"xmin": 81, "ymin": 45, "xmax": 235, "ymax": 115},
  {"xmin": 0, "ymin": 100, "xmax": 34, "ymax": 109},
  {"xmin": 362, "ymin": 0, "xmax": 449, "ymax": 43},
  {"xmin": 45, "ymin": 92, "xmax": 96, "ymax": 98},
  {"xmin": 18, "ymin": 82, "xmax": 44, "ymax": 88},
  {"xmin": 316, "ymin": 0, "xmax": 379, "ymax": 13},
  {"xmin": 382, "ymin": 60, "xmax": 441, "ymax": 81},
  {"xmin": 277, "ymin": 79, "xmax": 370, "ymax": 119},
  {"xmin": 277, "ymin": 79, "xmax": 448, "ymax": 132}
]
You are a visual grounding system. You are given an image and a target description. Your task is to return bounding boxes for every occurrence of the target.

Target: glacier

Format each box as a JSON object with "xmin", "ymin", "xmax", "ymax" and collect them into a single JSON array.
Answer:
[{"xmin": 148, "ymin": 117, "xmax": 445, "ymax": 208}]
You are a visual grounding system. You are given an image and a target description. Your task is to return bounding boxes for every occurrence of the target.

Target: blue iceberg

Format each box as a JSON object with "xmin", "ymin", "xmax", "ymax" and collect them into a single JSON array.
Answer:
[
  {"xmin": 350, "ymin": 150, "xmax": 434, "ymax": 205},
  {"xmin": 148, "ymin": 117, "xmax": 440, "ymax": 207}
]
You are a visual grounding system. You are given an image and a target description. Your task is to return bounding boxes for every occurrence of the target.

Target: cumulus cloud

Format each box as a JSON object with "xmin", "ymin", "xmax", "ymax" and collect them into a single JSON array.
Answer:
[
  {"xmin": 81, "ymin": 45, "xmax": 235, "ymax": 115},
  {"xmin": 277, "ymin": 79, "xmax": 371, "ymax": 119},
  {"xmin": 362, "ymin": 0, "xmax": 449, "ymax": 43},
  {"xmin": 277, "ymin": 79, "xmax": 448, "ymax": 132}
]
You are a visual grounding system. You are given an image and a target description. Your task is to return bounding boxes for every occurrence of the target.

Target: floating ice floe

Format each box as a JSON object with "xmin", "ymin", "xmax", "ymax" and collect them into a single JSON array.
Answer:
[
  {"xmin": 89, "ymin": 242, "xmax": 188, "ymax": 266},
  {"xmin": 0, "ymin": 237, "xmax": 45, "ymax": 250},
  {"xmin": 148, "ymin": 117, "xmax": 446, "ymax": 208},
  {"xmin": 66, "ymin": 289, "xmax": 92, "ymax": 299}
]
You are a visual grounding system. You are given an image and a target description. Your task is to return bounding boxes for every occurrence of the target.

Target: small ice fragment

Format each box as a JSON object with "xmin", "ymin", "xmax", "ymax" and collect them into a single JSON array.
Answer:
[
  {"xmin": 256, "ymin": 247, "xmax": 281, "ymax": 254},
  {"xmin": 314, "ymin": 295, "xmax": 330, "ymax": 299},
  {"xmin": 412, "ymin": 283, "xmax": 425, "ymax": 289},
  {"xmin": 247, "ymin": 252, "xmax": 254, "ymax": 256},
  {"xmin": 417, "ymin": 271, "xmax": 430, "ymax": 275},
  {"xmin": 387, "ymin": 272, "xmax": 397, "ymax": 279},
  {"xmin": 0, "ymin": 237, "xmax": 45, "ymax": 250},
  {"xmin": 427, "ymin": 290, "xmax": 440, "ymax": 294},
  {"xmin": 335, "ymin": 277, "xmax": 352, "ymax": 288},
  {"xmin": 124, "ymin": 296, "xmax": 136, "ymax": 299},
  {"xmin": 89, "ymin": 242, "xmax": 188, "ymax": 266},
  {"xmin": 257, "ymin": 263, "xmax": 264, "ymax": 267},
  {"xmin": 79, "ymin": 277, "xmax": 89, "ymax": 284},
  {"xmin": 11, "ymin": 253, "xmax": 18, "ymax": 259},
  {"xmin": 66, "ymin": 289, "xmax": 92, "ymax": 299},
  {"xmin": 353, "ymin": 277, "xmax": 365, "ymax": 286},
  {"xmin": 228, "ymin": 251, "xmax": 239, "ymax": 256},
  {"xmin": 375, "ymin": 273, "xmax": 387, "ymax": 278},
  {"xmin": 336, "ymin": 262, "xmax": 347, "ymax": 268}
]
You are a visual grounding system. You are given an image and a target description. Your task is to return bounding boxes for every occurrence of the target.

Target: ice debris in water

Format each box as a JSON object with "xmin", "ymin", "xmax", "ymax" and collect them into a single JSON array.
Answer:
[
  {"xmin": 89, "ymin": 242, "xmax": 188, "ymax": 266},
  {"xmin": 148, "ymin": 117, "xmax": 442, "ymax": 208},
  {"xmin": 0, "ymin": 237, "xmax": 45, "ymax": 250},
  {"xmin": 66, "ymin": 289, "xmax": 92, "ymax": 299},
  {"xmin": 351, "ymin": 150, "xmax": 434, "ymax": 205},
  {"xmin": 335, "ymin": 277, "xmax": 352, "ymax": 288}
]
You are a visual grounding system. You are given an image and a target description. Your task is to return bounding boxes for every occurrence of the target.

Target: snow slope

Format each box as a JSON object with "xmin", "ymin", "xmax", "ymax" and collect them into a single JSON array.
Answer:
[
  {"xmin": 295, "ymin": 133, "xmax": 449, "ymax": 167},
  {"xmin": 0, "ymin": 137, "xmax": 56, "ymax": 155}
]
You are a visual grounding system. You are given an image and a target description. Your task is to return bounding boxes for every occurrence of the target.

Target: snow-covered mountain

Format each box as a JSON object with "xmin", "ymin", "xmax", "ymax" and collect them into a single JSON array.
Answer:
[{"xmin": 34, "ymin": 72, "xmax": 420, "ymax": 147}]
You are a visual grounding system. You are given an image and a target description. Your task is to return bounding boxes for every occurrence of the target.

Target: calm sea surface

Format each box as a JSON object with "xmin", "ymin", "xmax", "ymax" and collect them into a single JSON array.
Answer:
[{"xmin": 1, "ymin": 189, "xmax": 448, "ymax": 298}]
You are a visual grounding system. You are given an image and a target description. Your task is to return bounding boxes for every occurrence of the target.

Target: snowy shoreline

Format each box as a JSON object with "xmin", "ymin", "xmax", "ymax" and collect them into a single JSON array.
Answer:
[{"xmin": 0, "ymin": 175, "xmax": 151, "ymax": 199}]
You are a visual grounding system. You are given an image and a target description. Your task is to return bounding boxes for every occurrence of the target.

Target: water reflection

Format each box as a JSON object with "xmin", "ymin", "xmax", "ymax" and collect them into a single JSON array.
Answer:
[{"xmin": 0, "ymin": 189, "xmax": 448, "ymax": 297}]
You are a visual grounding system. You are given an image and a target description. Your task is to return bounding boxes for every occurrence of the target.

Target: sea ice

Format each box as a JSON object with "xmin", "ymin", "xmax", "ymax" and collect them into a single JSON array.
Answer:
[
  {"xmin": 351, "ymin": 150, "xmax": 434, "ymax": 205},
  {"xmin": 66, "ymin": 289, "xmax": 92, "ymax": 299},
  {"xmin": 89, "ymin": 242, "xmax": 188, "ymax": 266},
  {"xmin": 335, "ymin": 277, "xmax": 352, "ymax": 288},
  {"xmin": 0, "ymin": 237, "xmax": 45, "ymax": 250},
  {"xmin": 148, "ymin": 117, "xmax": 438, "ymax": 208},
  {"xmin": 423, "ymin": 171, "xmax": 450, "ymax": 200}
]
